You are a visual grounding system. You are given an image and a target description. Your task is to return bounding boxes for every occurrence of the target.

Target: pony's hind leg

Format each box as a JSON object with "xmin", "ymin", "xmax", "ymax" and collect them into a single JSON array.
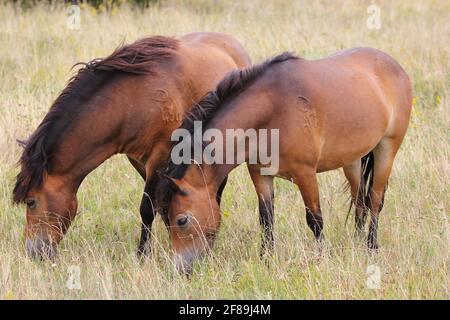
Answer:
[
  {"xmin": 249, "ymin": 166, "xmax": 275, "ymax": 258},
  {"xmin": 125, "ymin": 155, "xmax": 157, "ymax": 256},
  {"xmin": 137, "ymin": 175, "xmax": 159, "ymax": 257},
  {"xmin": 293, "ymin": 168, "xmax": 324, "ymax": 242},
  {"xmin": 126, "ymin": 155, "xmax": 156, "ymax": 257},
  {"xmin": 343, "ymin": 160, "xmax": 368, "ymax": 236},
  {"xmin": 367, "ymin": 140, "xmax": 397, "ymax": 250},
  {"xmin": 137, "ymin": 145, "xmax": 172, "ymax": 257}
]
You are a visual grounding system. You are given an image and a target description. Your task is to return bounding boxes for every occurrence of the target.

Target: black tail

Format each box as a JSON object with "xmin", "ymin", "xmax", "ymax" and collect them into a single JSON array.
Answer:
[
  {"xmin": 362, "ymin": 151, "xmax": 388, "ymax": 215},
  {"xmin": 345, "ymin": 151, "xmax": 388, "ymax": 225},
  {"xmin": 361, "ymin": 152, "xmax": 375, "ymax": 210}
]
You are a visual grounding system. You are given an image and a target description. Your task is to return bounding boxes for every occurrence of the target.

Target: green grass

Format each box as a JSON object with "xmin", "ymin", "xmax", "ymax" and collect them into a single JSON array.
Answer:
[{"xmin": 0, "ymin": 0, "xmax": 448, "ymax": 299}]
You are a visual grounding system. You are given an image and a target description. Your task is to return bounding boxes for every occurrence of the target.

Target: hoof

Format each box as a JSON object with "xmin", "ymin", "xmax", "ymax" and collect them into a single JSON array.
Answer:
[
  {"xmin": 367, "ymin": 239, "xmax": 379, "ymax": 252},
  {"xmin": 136, "ymin": 246, "xmax": 150, "ymax": 260}
]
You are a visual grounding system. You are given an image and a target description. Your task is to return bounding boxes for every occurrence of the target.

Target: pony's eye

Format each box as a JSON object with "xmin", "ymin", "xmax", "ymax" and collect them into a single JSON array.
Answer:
[
  {"xmin": 176, "ymin": 215, "xmax": 189, "ymax": 227},
  {"xmin": 25, "ymin": 198, "xmax": 37, "ymax": 209}
]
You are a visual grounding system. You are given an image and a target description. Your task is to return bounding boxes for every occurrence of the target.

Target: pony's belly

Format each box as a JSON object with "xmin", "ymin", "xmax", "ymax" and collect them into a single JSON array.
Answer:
[
  {"xmin": 316, "ymin": 161, "xmax": 344, "ymax": 173},
  {"xmin": 314, "ymin": 103, "xmax": 390, "ymax": 172},
  {"xmin": 316, "ymin": 139, "xmax": 379, "ymax": 173}
]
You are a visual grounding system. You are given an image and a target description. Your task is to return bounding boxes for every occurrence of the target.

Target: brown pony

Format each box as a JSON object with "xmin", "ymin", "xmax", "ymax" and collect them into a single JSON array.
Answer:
[
  {"xmin": 13, "ymin": 32, "xmax": 251, "ymax": 259},
  {"xmin": 158, "ymin": 48, "xmax": 412, "ymax": 274}
]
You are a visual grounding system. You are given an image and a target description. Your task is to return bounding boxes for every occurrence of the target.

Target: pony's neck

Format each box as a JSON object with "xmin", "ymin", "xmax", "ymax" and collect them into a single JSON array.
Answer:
[
  {"xmin": 49, "ymin": 83, "xmax": 136, "ymax": 189},
  {"xmin": 182, "ymin": 90, "xmax": 275, "ymax": 193}
]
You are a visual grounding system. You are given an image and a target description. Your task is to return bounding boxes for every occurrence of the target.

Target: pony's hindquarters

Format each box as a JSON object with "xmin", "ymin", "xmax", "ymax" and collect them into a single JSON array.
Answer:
[
  {"xmin": 275, "ymin": 48, "xmax": 413, "ymax": 248},
  {"xmin": 353, "ymin": 52, "xmax": 412, "ymax": 248}
]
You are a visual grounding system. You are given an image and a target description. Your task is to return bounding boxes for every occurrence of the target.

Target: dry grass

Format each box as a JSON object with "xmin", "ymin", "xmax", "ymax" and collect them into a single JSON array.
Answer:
[{"xmin": 0, "ymin": 0, "xmax": 448, "ymax": 299}]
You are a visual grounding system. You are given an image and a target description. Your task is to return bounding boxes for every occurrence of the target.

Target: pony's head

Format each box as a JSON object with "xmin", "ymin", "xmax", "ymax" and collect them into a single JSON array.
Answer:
[
  {"xmin": 159, "ymin": 171, "xmax": 222, "ymax": 275},
  {"xmin": 156, "ymin": 52, "xmax": 299, "ymax": 274},
  {"xmin": 13, "ymin": 140, "xmax": 78, "ymax": 259}
]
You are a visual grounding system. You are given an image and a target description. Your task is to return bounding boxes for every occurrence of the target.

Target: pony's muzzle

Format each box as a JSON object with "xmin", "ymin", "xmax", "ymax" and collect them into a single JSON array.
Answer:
[
  {"xmin": 173, "ymin": 249, "xmax": 198, "ymax": 276},
  {"xmin": 25, "ymin": 238, "xmax": 57, "ymax": 260}
]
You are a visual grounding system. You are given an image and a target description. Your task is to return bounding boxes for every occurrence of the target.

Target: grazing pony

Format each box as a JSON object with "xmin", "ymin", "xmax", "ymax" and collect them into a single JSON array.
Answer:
[
  {"xmin": 158, "ymin": 49, "xmax": 412, "ymax": 274},
  {"xmin": 13, "ymin": 32, "xmax": 251, "ymax": 259}
]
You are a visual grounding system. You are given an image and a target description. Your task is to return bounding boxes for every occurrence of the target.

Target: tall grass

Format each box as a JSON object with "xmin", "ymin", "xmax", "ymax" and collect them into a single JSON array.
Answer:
[{"xmin": 0, "ymin": 0, "xmax": 448, "ymax": 299}]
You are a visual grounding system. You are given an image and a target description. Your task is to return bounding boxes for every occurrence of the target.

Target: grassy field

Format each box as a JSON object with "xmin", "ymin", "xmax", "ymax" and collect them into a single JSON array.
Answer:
[{"xmin": 0, "ymin": 0, "xmax": 448, "ymax": 299}]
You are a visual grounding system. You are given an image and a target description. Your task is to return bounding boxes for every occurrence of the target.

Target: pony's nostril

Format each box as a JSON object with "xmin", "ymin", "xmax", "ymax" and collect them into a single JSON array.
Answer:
[{"xmin": 176, "ymin": 215, "xmax": 189, "ymax": 227}]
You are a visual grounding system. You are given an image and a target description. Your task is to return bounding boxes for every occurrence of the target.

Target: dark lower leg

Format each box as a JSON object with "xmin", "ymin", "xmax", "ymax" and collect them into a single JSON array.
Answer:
[
  {"xmin": 367, "ymin": 189, "xmax": 385, "ymax": 250},
  {"xmin": 306, "ymin": 208, "xmax": 323, "ymax": 241},
  {"xmin": 259, "ymin": 194, "xmax": 274, "ymax": 257},
  {"xmin": 137, "ymin": 178, "xmax": 158, "ymax": 257},
  {"xmin": 296, "ymin": 170, "xmax": 323, "ymax": 243},
  {"xmin": 367, "ymin": 216, "xmax": 378, "ymax": 250},
  {"xmin": 249, "ymin": 168, "xmax": 275, "ymax": 258}
]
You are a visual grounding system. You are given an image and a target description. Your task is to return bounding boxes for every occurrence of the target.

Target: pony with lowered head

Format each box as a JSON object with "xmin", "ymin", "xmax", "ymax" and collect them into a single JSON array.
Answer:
[
  {"xmin": 158, "ymin": 48, "xmax": 412, "ymax": 274},
  {"xmin": 13, "ymin": 32, "xmax": 251, "ymax": 259}
]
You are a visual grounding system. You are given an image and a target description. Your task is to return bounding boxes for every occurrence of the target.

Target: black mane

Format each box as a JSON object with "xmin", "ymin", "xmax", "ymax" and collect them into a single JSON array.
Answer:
[
  {"xmin": 13, "ymin": 36, "xmax": 179, "ymax": 203},
  {"xmin": 157, "ymin": 52, "xmax": 299, "ymax": 217}
]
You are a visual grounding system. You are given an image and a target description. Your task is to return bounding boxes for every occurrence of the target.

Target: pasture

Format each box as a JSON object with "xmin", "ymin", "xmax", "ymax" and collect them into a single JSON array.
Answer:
[{"xmin": 0, "ymin": 0, "xmax": 448, "ymax": 299}]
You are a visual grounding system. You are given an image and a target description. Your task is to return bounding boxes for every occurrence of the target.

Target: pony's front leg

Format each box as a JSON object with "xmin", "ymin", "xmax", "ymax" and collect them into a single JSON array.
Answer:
[
  {"xmin": 127, "ymin": 156, "xmax": 146, "ymax": 180},
  {"xmin": 294, "ymin": 169, "xmax": 324, "ymax": 242},
  {"xmin": 249, "ymin": 167, "xmax": 275, "ymax": 258},
  {"xmin": 137, "ymin": 175, "xmax": 159, "ymax": 257}
]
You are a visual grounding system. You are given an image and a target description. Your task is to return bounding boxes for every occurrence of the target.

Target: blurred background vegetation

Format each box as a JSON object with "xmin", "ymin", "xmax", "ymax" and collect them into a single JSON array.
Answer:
[
  {"xmin": 11, "ymin": 0, "xmax": 158, "ymax": 9},
  {"xmin": 0, "ymin": 0, "xmax": 448, "ymax": 299}
]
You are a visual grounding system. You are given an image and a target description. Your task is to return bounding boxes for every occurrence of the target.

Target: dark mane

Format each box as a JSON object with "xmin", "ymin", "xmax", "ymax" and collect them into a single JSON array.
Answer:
[
  {"xmin": 157, "ymin": 52, "xmax": 299, "ymax": 217},
  {"xmin": 13, "ymin": 36, "xmax": 179, "ymax": 203}
]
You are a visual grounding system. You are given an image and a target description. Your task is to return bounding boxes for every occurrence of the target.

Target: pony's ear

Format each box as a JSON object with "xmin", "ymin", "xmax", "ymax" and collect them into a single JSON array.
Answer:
[
  {"xmin": 157, "ymin": 171, "xmax": 188, "ymax": 195},
  {"xmin": 16, "ymin": 139, "xmax": 27, "ymax": 149}
]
